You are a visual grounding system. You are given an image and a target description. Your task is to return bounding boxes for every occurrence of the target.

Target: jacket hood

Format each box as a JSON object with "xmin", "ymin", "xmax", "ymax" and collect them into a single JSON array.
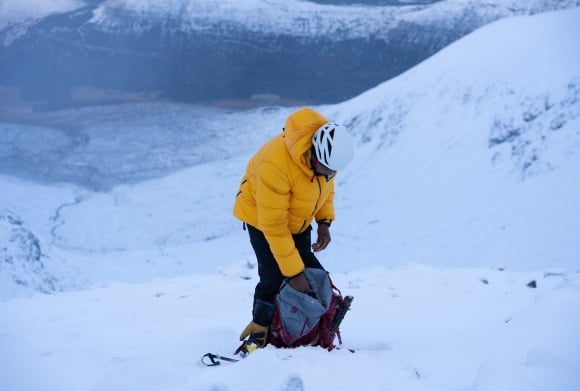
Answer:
[{"xmin": 283, "ymin": 108, "xmax": 329, "ymax": 173}]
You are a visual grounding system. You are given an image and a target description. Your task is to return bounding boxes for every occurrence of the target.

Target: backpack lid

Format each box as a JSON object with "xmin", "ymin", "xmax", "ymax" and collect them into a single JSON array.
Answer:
[{"xmin": 276, "ymin": 268, "xmax": 333, "ymax": 341}]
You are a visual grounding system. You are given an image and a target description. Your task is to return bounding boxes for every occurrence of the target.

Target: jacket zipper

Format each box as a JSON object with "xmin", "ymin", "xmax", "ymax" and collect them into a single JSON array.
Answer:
[{"xmin": 301, "ymin": 176, "xmax": 322, "ymax": 232}]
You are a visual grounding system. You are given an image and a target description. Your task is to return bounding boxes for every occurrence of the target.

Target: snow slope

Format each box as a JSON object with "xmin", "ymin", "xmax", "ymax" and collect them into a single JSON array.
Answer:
[
  {"xmin": 1, "ymin": 265, "xmax": 578, "ymax": 391},
  {"xmin": 1, "ymin": 7, "xmax": 580, "ymax": 391},
  {"xmin": 326, "ymin": 7, "xmax": 580, "ymax": 271}
]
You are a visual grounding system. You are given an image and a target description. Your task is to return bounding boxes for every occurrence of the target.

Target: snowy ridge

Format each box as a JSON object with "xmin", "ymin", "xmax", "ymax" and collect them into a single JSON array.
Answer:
[
  {"xmin": 2, "ymin": 0, "xmax": 579, "ymax": 41},
  {"xmin": 2, "ymin": 0, "xmax": 578, "ymax": 105},
  {"xmin": 88, "ymin": 0, "xmax": 580, "ymax": 39},
  {"xmin": 323, "ymin": 8, "xmax": 580, "ymax": 270},
  {"xmin": 0, "ymin": 0, "xmax": 84, "ymax": 30},
  {"xmin": 88, "ymin": 0, "xmax": 414, "ymax": 39},
  {"xmin": 334, "ymin": 7, "xmax": 580, "ymax": 165}
]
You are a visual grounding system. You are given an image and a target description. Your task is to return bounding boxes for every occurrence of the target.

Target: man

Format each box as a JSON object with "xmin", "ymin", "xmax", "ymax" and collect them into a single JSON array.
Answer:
[{"xmin": 233, "ymin": 107, "xmax": 355, "ymax": 351}]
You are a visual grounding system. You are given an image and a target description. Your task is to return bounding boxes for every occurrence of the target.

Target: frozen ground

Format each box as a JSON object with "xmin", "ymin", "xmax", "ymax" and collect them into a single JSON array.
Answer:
[{"xmin": 2, "ymin": 264, "xmax": 579, "ymax": 391}]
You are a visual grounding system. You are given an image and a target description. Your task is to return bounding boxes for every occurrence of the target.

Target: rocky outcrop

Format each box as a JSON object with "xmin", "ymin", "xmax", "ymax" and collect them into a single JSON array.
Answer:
[{"xmin": 0, "ymin": 210, "xmax": 58, "ymax": 298}]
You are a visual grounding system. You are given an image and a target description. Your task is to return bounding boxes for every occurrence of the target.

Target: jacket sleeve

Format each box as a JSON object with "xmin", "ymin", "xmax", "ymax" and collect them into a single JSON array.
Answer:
[{"xmin": 255, "ymin": 161, "xmax": 304, "ymax": 277}]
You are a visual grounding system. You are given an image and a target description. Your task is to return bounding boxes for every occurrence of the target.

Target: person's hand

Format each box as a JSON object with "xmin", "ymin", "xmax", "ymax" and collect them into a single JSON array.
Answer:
[
  {"xmin": 312, "ymin": 223, "xmax": 331, "ymax": 252},
  {"xmin": 288, "ymin": 272, "xmax": 312, "ymax": 294}
]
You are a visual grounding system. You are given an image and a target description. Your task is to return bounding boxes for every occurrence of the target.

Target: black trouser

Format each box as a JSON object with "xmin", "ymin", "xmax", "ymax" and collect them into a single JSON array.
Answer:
[{"xmin": 247, "ymin": 224, "xmax": 324, "ymax": 324}]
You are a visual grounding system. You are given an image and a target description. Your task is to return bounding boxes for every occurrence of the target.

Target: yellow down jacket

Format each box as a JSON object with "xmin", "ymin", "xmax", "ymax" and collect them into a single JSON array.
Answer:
[{"xmin": 233, "ymin": 108, "xmax": 335, "ymax": 277}]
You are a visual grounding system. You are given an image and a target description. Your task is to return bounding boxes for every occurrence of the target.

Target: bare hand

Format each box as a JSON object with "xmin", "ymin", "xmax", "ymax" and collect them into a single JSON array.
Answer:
[
  {"xmin": 312, "ymin": 223, "xmax": 331, "ymax": 252},
  {"xmin": 288, "ymin": 272, "xmax": 312, "ymax": 294}
]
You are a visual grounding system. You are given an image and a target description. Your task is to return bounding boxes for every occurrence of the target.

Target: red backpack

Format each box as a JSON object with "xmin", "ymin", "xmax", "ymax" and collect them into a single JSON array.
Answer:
[{"xmin": 268, "ymin": 268, "xmax": 353, "ymax": 351}]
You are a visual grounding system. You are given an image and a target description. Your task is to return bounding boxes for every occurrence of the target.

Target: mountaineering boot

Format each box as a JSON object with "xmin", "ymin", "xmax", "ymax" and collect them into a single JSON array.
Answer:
[
  {"xmin": 236, "ymin": 299, "xmax": 275, "ymax": 356},
  {"xmin": 237, "ymin": 321, "xmax": 268, "ymax": 356}
]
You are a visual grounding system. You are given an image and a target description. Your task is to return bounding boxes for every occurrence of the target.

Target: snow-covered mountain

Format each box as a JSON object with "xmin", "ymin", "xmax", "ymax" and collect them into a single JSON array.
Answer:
[
  {"xmin": 1, "ymin": 6, "xmax": 578, "ymax": 296},
  {"xmin": 1, "ymin": 8, "xmax": 579, "ymax": 391},
  {"xmin": 327, "ymin": 7, "xmax": 580, "ymax": 270},
  {"xmin": 1, "ymin": 0, "xmax": 578, "ymax": 106}
]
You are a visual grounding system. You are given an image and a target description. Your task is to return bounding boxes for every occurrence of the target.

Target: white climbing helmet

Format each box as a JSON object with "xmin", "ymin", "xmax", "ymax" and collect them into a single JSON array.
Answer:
[{"xmin": 312, "ymin": 123, "xmax": 354, "ymax": 171}]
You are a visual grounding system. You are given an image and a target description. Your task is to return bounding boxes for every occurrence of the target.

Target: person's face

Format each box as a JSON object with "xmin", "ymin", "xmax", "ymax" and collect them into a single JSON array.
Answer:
[{"xmin": 313, "ymin": 159, "xmax": 336, "ymax": 181}]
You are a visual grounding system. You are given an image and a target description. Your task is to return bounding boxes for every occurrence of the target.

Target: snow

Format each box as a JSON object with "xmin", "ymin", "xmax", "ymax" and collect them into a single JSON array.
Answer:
[
  {"xmin": 89, "ymin": 0, "xmax": 405, "ymax": 37},
  {"xmin": 2, "ymin": 0, "xmax": 578, "ymax": 42},
  {"xmin": 1, "ymin": 265, "xmax": 578, "ymax": 390},
  {"xmin": 0, "ymin": 0, "xmax": 84, "ymax": 27},
  {"xmin": 85, "ymin": 0, "xmax": 580, "ymax": 38},
  {"xmin": 326, "ymin": 7, "xmax": 580, "ymax": 271},
  {"xmin": 0, "ymin": 0, "xmax": 85, "ymax": 41},
  {"xmin": 1, "ymin": 6, "xmax": 580, "ymax": 391}
]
